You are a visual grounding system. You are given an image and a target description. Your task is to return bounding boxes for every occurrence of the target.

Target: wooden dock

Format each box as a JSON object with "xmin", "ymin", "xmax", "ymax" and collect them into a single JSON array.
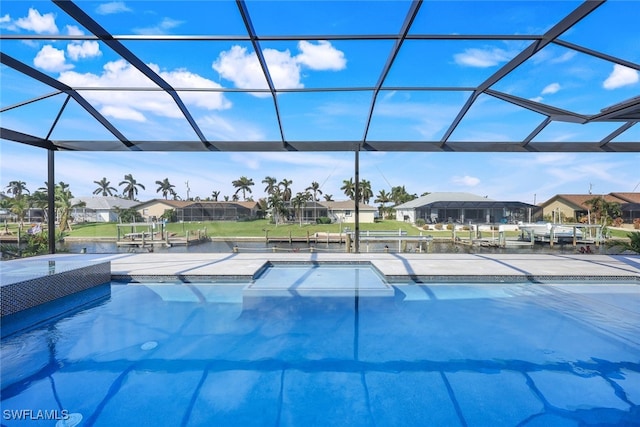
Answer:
[
  {"xmin": 265, "ymin": 232, "xmax": 346, "ymax": 244},
  {"xmin": 115, "ymin": 222, "xmax": 209, "ymax": 249}
]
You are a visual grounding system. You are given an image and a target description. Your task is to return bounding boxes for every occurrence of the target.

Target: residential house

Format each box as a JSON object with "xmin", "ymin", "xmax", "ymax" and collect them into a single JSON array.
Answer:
[
  {"xmin": 540, "ymin": 193, "xmax": 640, "ymax": 223},
  {"xmin": 322, "ymin": 200, "xmax": 377, "ymax": 224},
  {"xmin": 134, "ymin": 199, "xmax": 192, "ymax": 222},
  {"xmin": 280, "ymin": 201, "xmax": 328, "ymax": 223},
  {"xmin": 177, "ymin": 201, "xmax": 260, "ymax": 221},
  {"xmin": 71, "ymin": 196, "xmax": 140, "ymax": 222},
  {"xmin": 394, "ymin": 192, "xmax": 540, "ymax": 224}
]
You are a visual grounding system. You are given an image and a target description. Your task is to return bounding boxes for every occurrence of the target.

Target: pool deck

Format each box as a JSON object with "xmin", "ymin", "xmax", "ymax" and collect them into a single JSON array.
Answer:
[{"xmin": 8, "ymin": 252, "xmax": 639, "ymax": 283}]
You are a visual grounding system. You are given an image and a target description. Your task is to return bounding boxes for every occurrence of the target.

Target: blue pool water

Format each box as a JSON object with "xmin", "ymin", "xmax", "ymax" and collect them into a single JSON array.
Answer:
[{"xmin": 1, "ymin": 268, "xmax": 639, "ymax": 426}]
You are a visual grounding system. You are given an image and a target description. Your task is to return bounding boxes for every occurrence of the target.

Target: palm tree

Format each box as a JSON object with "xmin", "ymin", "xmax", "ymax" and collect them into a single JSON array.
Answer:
[
  {"xmin": 306, "ymin": 181, "xmax": 323, "ymax": 201},
  {"xmin": 119, "ymin": 174, "xmax": 145, "ymax": 200},
  {"xmin": 375, "ymin": 189, "xmax": 391, "ymax": 219},
  {"xmin": 585, "ymin": 196, "xmax": 622, "ymax": 225},
  {"xmin": 262, "ymin": 176, "xmax": 278, "ymax": 195},
  {"xmin": 93, "ymin": 178, "xmax": 117, "ymax": 196},
  {"xmin": 292, "ymin": 191, "xmax": 312, "ymax": 226},
  {"xmin": 32, "ymin": 182, "xmax": 53, "ymax": 223},
  {"xmin": 232, "ymin": 176, "xmax": 255, "ymax": 201},
  {"xmin": 6, "ymin": 180, "xmax": 30, "ymax": 199},
  {"xmin": 155, "ymin": 178, "xmax": 177, "ymax": 200},
  {"xmin": 0, "ymin": 198, "xmax": 12, "ymax": 230},
  {"xmin": 323, "ymin": 194, "xmax": 334, "ymax": 202},
  {"xmin": 359, "ymin": 179, "xmax": 373, "ymax": 204},
  {"xmin": 306, "ymin": 181, "xmax": 323, "ymax": 221},
  {"xmin": 341, "ymin": 178, "xmax": 355, "ymax": 200},
  {"xmin": 29, "ymin": 190, "xmax": 50, "ymax": 222},
  {"xmin": 10, "ymin": 196, "xmax": 29, "ymax": 228},
  {"xmin": 279, "ymin": 179, "xmax": 293, "ymax": 202},
  {"xmin": 256, "ymin": 197, "xmax": 269, "ymax": 219},
  {"xmin": 211, "ymin": 190, "xmax": 220, "ymax": 201},
  {"xmin": 268, "ymin": 191, "xmax": 286, "ymax": 225},
  {"xmin": 55, "ymin": 182, "xmax": 85, "ymax": 232},
  {"xmin": 391, "ymin": 185, "xmax": 415, "ymax": 205}
]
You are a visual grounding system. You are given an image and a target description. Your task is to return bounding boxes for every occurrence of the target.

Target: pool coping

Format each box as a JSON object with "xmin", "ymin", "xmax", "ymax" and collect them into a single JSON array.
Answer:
[
  {"xmin": 4, "ymin": 253, "xmax": 640, "ymax": 286},
  {"xmin": 104, "ymin": 253, "xmax": 640, "ymax": 284}
]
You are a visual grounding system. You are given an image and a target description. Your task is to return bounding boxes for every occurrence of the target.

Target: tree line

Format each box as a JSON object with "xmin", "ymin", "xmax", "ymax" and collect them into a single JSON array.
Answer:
[
  {"xmin": 2, "ymin": 175, "xmax": 425, "ymax": 227},
  {"xmin": 4, "ymin": 174, "xmax": 630, "ymax": 229},
  {"xmin": 2, "ymin": 180, "xmax": 82, "ymax": 232},
  {"xmin": 92, "ymin": 174, "xmax": 421, "ymax": 206}
]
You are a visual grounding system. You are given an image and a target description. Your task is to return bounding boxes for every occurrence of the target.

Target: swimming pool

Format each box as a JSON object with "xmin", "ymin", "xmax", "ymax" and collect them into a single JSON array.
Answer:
[{"xmin": 1, "ymin": 268, "xmax": 639, "ymax": 426}]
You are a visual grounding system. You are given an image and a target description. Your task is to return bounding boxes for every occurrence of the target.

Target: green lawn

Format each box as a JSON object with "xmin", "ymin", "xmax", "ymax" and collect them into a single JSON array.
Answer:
[
  {"xmin": 4, "ymin": 220, "xmax": 636, "ymax": 240},
  {"xmin": 67, "ymin": 219, "xmax": 431, "ymax": 239}
]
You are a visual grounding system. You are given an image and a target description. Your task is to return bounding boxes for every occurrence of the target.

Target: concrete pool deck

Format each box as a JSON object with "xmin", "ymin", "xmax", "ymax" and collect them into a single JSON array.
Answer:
[{"xmin": 6, "ymin": 252, "xmax": 638, "ymax": 283}]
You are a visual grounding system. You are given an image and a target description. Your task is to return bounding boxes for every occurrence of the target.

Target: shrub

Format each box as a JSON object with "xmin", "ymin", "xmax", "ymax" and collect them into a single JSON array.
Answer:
[
  {"xmin": 608, "ymin": 231, "xmax": 640, "ymax": 254},
  {"xmin": 634, "ymin": 218, "xmax": 640, "ymax": 230},
  {"xmin": 613, "ymin": 217, "xmax": 624, "ymax": 227},
  {"xmin": 316, "ymin": 217, "xmax": 332, "ymax": 224},
  {"xmin": 160, "ymin": 209, "xmax": 176, "ymax": 222},
  {"xmin": 434, "ymin": 223, "xmax": 443, "ymax": 230},
  {"xmin": 415, "ymin": 218, "xmax": 425, "ymax": 227},
  {"xmin": 446, "ymin": 223, "xmax": 454, "ymax": 231},
  {"xmin": 118, "ymin": 208, "xmax": 143, "ymax": 223}
]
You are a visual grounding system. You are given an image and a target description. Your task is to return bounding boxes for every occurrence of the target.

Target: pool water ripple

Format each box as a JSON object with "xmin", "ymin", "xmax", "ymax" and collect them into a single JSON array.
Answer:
[{"xmin": 1, "ymin": 278, "xmax": 639, "ymax": 426}]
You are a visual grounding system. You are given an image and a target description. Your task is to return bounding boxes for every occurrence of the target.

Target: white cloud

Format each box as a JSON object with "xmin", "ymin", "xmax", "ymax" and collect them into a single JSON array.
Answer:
[
  {"xmin": 375, "ymin": 100, "xmax": 461, "ymax": 140},
  {"xmin": 58, "ymin": 60, "xmax": 230, "ymax": 121},
  {"xmin": 65, "ymin": 25, "xmax": 84, "ymax": 36},
  {"xmin": 454, "ymin": 47, "xmax": 511, "ymax": 68},
  {"xmin": 603, "ymin": 64, "xmax": 639, "ymax": 89},
  {"xmin": 541, "ymin": 82, "xmax": 560, "ymax": 95},
  {"xmin": 264, "ymin": 48, "xmax": 304, "ymax": 88},
  {"xmin": 198, "ymin": 114, "xmax": 265, "ymax": 142},
  {"xmin": 550, "ymin": 50, "xmax": 576, "ymax": 64},
  {"xmin": 228, "ymin": 152, "xmax": 353, "ymax": 182},
  {"xmin": 381, "ymin": 91, "xmax": 397, "ymax": 101},
  {"xmin": 213, "ymin": 45, "xmax": 303, "ymax": 94},
  {"xmin": 0, "ymin": 14, "xmax": 17, "ymax": 32},
  {"xmin": 67, "ymin": 41, "xmax": 101, "ymax": 61},
  {"xmin": 531, "ymin": 153, "xmax": 576, "ymax": 165},
  {"xmin": 163, "ymin": 69, "xmax": 232, "ymax": 110},
  {"xmin": 296, "ymin": 40, "xmax": 346, "ymax": 71},
  {"xmin": 529, "ymin": 96, "xmax": 544, "ymax": 103},
  {"xmin": 531, "ymin": 49, "xmax": 576, "ymax": 65},
  {"xmin": 34, "ymin": 45, "xmax": 73, "ymax": 72},
  {"xmin": 213, "ymin": 45, "xmax": 270, "ymax": 92},
  {"xmin": 213, "ymin": 41, "xmax": 346, "ymax": 95},
  {"xmin": 452, "ymin": 175, "xmax": 480, "ymax": 186},
  {"xmin": 15, "ymin": 8, "xmax": 58, "ymax": 34},
  {"xmin": 543, "ymin": 158, "xmax": 626, "ymax": 189},
  {"xmin": 101, "ymin": 105, "xmax": 146, "ymax": 122},
  {"xmin": 134, "ymin": 18, "xmax": 184, "ymax": 35},
  {"xmin": 96, "ymin": 2, "xmax": 132, "ymax": 15}
]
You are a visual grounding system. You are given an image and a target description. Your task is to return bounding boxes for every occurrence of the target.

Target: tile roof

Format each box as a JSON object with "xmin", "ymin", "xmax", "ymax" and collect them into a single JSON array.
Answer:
[{"xmin": 541, "ymin": 193, "xmax": 640, "ymax": 209}]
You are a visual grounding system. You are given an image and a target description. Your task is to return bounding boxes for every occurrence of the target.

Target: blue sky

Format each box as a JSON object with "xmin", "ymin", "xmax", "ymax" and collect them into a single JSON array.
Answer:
[{"xmin": 1, "ymin": 1, "xmax": 639, "ymax": 204}]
